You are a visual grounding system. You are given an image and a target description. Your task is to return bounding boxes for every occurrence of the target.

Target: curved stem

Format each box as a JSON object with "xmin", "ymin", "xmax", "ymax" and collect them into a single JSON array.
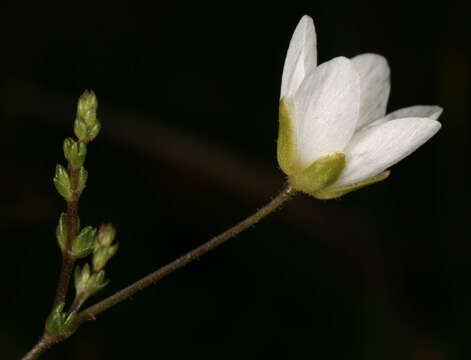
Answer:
[{"xmin": 79, "ymin": 184, "xmax": 296, "ymax": 322}]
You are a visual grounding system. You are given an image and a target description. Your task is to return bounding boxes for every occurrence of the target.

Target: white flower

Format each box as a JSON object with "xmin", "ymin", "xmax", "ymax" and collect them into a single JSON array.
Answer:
[{"xmin": 277, "ymin": 15, "xmax": 442, "ymax": 198}]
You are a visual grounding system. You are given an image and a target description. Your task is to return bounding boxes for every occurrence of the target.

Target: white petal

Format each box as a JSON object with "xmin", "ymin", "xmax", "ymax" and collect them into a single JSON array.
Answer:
[
  {"xmin": 383, "ymin": 105, "xmax": 443, "ymax": 121},
  {"xmin": 363, "ymin": 105, "xmax": 443, "ymax": 129},
  {"xmin": 293, "ymin": 56, "xmax": 360, "ymax": 168},
  {"xmin": 351, "ymin": 53, "xmax": 390, "ymax": 129},
  {"xmin": 280, "ymin": 15, "xmax": 317, "ymax": 100},
  {"xmin": 334, "ymin": 117, "xmax": 441, "ymax": 186}
]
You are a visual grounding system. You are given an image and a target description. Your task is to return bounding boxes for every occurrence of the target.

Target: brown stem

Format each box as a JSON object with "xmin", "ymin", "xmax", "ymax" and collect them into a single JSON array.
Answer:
[
  {"xmin": 79, "ymin": 184, "xmax": 296, "ymax": 322},
  {"xmin": 21, "ymin": 336, "xmax": 53, "ymax": 360},
  {"xmin": 52, "ymin": 167, "xmax": 80, "ymax": 309}
]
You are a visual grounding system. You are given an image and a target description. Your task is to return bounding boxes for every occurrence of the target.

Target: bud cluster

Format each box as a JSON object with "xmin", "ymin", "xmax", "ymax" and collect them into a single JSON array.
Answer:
[
  {"xmin": 45, "ymin": 303, "xmax": 77, "ymax": 336},
  {"xmin": 74, "ymin": 90, "xmax": 101, "ymax": 143},
  {"xmin": 70, "ymin": 225, "xmax": 118, "ymax": 309}
]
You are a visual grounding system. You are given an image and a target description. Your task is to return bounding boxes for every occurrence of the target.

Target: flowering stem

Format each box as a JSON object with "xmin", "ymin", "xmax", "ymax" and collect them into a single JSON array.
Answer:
[{"xmin": 80, "ymin": 184, "xmax": 296, "ymax": 321}]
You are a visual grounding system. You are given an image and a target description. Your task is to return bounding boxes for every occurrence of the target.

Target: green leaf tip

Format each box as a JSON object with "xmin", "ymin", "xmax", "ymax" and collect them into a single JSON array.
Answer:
[
  {"xmin": 45, "ymin": 303, "xmax": 78, "ymax": 337},
  {"xmin": 72, "ymin": 226, "xmax": 97, "ymax": 258},
  {"xmin": 76, "ymin": 166, "xmax": 88, "ymax": 195},
  {"xmin": 289, "ymin": 153, "xmax": 346, "ymax": 195},
  {"xmin": 63, "ymin": 138, "xmax": 87, "ymax": 168},
  {"xmin": 56, "ymin": 213, "xmax": 67, "ymax": 251},
  {"xmin": 53, "ymin": 164, "xmax": 72, "ymax": 200}
]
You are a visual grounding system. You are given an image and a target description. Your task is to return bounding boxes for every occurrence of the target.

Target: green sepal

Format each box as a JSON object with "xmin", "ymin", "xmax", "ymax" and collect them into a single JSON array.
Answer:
[
  {"xmin": 64, "ymin": 138, "xmax": 87, "ymax": 168},
  {"xmin": 74, "ymin": 263, "xmax": 91, "ymax": 294},
  {"xmin": 313, "ymin": 171, "xmax": 390, "ymax": 199},
  {"xmin": 76, "ymin": 167, "xmax": 88, "ymax": 194},
  {"xmin": 45, "ymin": 303, "xmax": 65, "ymax": 335},
  {"xmin": 88, "ymin": 120, "xmax": 101, "ymax": 141},
  {"xmin": 72, "ymin": 226, "xmax": 97, "ymax": 258},
  {"xmin": 53, "ymin": 164, "xmax": 72, "ymax": 200},
  {"xmin": 45, "ymin": 304, "xmax": 78, "ymax": 336},
  {"xmin": 56, "ymin": 213, "xmax": 67, "ymax": 251},
  {"xmin": 74, "ymin": 265, "xmax": 108, "ymax": 305},
  {"xmin": 277, "ymin": 99, "xmax": 301, "ymax": 176},
  {"xmin": 89, "ymin": 270, "xmax": 109, "ymax": 296},
  {"xmin": 63, "ymin": 138, "xmax": 74, "ymax": 161},
  {"xmin": 77, "ymin": 90, "xmax": 98, "ymax": 127},
  {"xmin": 93, "ymin": 243, "xmax": 119, "ymax": 271},
  {"xmin": 98, "ymin": 224, "xmax": 116, "ymax": 247},
  {"xmin": 289, "ymin": 153, "xmax": 346, "ymax": 195},
  {"xmin": 74, "ymin": 119, "xmax": 88, "ymax": 141}
]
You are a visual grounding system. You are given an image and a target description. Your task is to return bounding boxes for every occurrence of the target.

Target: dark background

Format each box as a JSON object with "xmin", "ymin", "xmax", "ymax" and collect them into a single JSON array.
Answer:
[{"xmin": 1, "ymin": 0, "xmax": 470, "ymax": 359}]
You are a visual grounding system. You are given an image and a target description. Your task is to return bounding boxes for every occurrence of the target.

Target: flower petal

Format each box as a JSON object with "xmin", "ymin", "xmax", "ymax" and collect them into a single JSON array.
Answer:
[
  {"xmin": 351, "ymin": 53, "xmax": 390, "ymax": 130},
  {"xmin": 334, "ymin": 117, "xmax": 441, "ymax": 186},
  {"xmin": 363, "ymin": 105, "xmax": 443, "ymax": 129},
  {"xmin": 383, "ymin": 105, "xmax": 443, "ymax": 121},
  {"xmin": 280, "ymin": 15, "xmax": 317, "ymax": 100},
  {"xmin": 293, "ymin": 56, "xmax": 360, "ymax": 168}
]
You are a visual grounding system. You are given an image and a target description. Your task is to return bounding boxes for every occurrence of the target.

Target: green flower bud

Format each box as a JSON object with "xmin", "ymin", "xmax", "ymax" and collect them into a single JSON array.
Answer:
[
  {"xmin": 89, "ymin": 270, "xmax": 109, "ymax": 296},
  {"xmin": 88, "ymin": 120, "xmax": 101, "ymax": 141},
  {"xmin": 63, "ymin": 138, "xmax": 87, "ymax": 168},
  {"xmin": 72, "ymin": 226, "xmax": 97, "ymax": 258},
  {"xmin": 45, "ymin": 303, "xmax": 65, "ymax": 335},
  {"xmin": 98, "ymin": 224, "xmax": 116, "ymax": 247},
  {"xmin": 53, "ymin": 164, "xmax": 72, "ymax": 200},
  {"xmin": 45, "ymin": 304, "xmax": 77, "ymax": 336},
  {"xmin": 74, "ymin": 118, "xmax": 88, "ymax": 141},
  {"xmin": 76, "ymin": 167, "xmax": 88, "ymax": 195},
  {"xmin": 74, "ymin": 263, "xmax": 91, "ymax": 294},
  {"xmin": 77, "ymin": 90, "xmax": 98, "ymax": 127},
  {"xmin": 74, "ymin": 265, "xmax": 108, "ymax": 308},
  {"xmin": 93, "ymin": 243, "xmax": 119, "ymax": 271},
  {"xmin": 289, "ymin": 153, "xmax": 346, "ymax": 196},
  {"xmin": 56, "ymin": 213, "xmax": 67, "ymax": 251}
]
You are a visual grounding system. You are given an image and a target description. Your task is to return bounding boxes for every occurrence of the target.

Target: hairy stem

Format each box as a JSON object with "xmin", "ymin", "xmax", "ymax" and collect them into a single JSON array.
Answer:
[{"xmin": 79, "ymin": 184, "xmax": 296, "ymax": 322}]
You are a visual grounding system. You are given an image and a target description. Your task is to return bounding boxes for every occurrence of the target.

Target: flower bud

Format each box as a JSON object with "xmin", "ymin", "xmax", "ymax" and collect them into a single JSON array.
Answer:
[
  {"xmin": 72, "ymin": 226, "xmax": 97, "ymax": 258},
  {"xmin": 74, "ymin": 90, "xmax": 101, "ymax": 142},
  {"xmin": 53, "ymin": 164, "xmax": 72, "ymax": 200},
  {"xmin": 74, "ymin": 118, "xmax": 88, "ymax": 141},
  {"xmin": 63, "ymin": 138, "xmax": 87, "ymax": 168},
  {"xmin": 98, "ymin": 224, "xmax": 116, "ymax": 247},
  {"xmin": 77, "ymin": 90, "xmax": 98, "ymax": 127},
  {"xmin": 74, "ymin": 263, "xmax": 91, "ymax": 294},
  {"xmin": 74, "ymin": 264, "xmax": 108, "ymax": 305},
  {"xmin": 45, "ymin": 303, "xmax": 77, "ymax": 336},
  {"xmin": 88, "ymin": 120, "xmax": 101, "ymax": 141},
  {"xmin": 93, "ymin": 243, "xmax": 119, "ymax": 272}
]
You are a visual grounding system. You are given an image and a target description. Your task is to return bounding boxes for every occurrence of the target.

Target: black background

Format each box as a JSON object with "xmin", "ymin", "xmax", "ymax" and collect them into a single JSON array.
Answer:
[{"xmin": 1, "ymin": 0, "xmax": 470, "ymax": 359}]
